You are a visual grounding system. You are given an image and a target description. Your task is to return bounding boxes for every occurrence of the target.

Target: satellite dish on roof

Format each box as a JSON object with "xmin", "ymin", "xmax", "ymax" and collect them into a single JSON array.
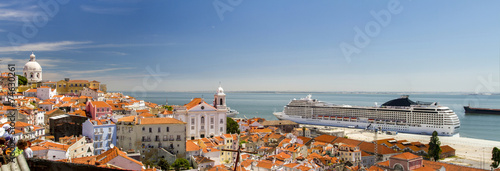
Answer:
[{"xmin": 110, "ymin": 144, "xmax": 114, "ymax": 149}]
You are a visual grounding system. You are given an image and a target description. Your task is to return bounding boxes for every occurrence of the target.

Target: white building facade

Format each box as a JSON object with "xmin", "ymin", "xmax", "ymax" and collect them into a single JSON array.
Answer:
[{"xmin": 173, "ymin": 86, "xmax": 228, "ymax": 140}]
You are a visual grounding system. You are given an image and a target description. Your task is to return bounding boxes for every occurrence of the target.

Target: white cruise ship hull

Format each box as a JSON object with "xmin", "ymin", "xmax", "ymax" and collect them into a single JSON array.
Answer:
[{"xmin": 274, "ymin": 112, "xmax": 459, "ymax": 136}]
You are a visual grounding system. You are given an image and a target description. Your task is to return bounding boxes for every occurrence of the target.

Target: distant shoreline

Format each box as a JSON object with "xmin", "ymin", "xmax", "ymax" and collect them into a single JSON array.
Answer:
[{"xmin": 110, "ymin": 91, "xmax": 496, "ymax": 95}]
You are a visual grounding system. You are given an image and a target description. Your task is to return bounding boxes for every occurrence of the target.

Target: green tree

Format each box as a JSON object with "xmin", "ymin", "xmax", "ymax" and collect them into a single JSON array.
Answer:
[
  {"xmin": 172, "ymin": 158, "xmax": 189, "ymax": 171},
  {"xmin": 158, "ymin": 158, "xmax": 170, "ymax": 171},
  {"xmin": 163, "ymin": 105, "xmax": 173, "ymax": 111},
  {"xmin": 492, "ymin": 147, "xmax": 500, "ymax": 169},
  {"xmin": 143, "ymin": 160, "xmax": 157, "ymax": 168},
  {"xmin": 17, "ymin": 75, "xmax": 27, "ymax": 85},
  {"xmin": 428, "ymin": 131, "xmax": 442, "ymax": 161},
  {"xmin": 226, "ymin": 117, "xmax": 240, "ymax": 134}
]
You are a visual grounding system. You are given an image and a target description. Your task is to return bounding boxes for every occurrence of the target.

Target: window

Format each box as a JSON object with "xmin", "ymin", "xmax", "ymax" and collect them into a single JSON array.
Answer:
[
  {"xmin": 108, "ymin": 128, "xmax": 112, "ymax": 132},
  {"xmin": 142, "ymin": 127, "xmax": 145, "ymax": 131},
  {"xmin": 191, "ymin": 118, "xmax": 195, "ymax": 125},
  {"xmin": 220, "ymin": 119, "xmax": 223, "ymax": 124},
  {"xmin": 220, "ymin": 127, "xmax": 223, "ymax": 132},
  {"xmin": 166, "ymin": 127, "xmax": 169, "ymax": 132},
  {"xmin": 191, "ymin": 126, "xmax": 194, "ymax": 130},
  {"xmin": 201, "ymin": 116, "xmax": 205, "ymax": 124},
  {"xmin": 158, "ymin": 127, "xmax": 161, "ymax": 133},
  {"xmin": 149, "ymin": 127, "xmax": 152, "ymax": 133},
  {"xmin": 201, "ymin": 126, "xmax": 204, "ymax": 130},
  {"xmin": 211, "ymin": 118, "xmax": 214, "ymax": 124},
  {"xmin": 176, "ymin": 135, "xmax": 181, "ymax": 141},
  {"xmin": 70, "ymin": 84, "xmax": 73, "ymax": 87}
]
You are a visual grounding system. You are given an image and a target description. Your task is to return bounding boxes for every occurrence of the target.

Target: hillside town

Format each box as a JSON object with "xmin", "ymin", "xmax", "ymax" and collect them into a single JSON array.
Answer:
[{"xmin": 0, "ymin": 53, "xmax": 494, "ymax": 171}]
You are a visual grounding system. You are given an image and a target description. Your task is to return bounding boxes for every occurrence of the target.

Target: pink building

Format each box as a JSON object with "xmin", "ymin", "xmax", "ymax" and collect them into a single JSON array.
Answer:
[{"xmin": 86, "ymin": 101, "xmax": 112, "ymax": 119}]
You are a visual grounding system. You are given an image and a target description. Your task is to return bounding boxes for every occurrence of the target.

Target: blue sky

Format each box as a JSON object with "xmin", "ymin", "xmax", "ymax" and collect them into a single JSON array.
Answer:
[{"xmin": 1, "ymin": 0, "xmax": 500, "ymax": 92}]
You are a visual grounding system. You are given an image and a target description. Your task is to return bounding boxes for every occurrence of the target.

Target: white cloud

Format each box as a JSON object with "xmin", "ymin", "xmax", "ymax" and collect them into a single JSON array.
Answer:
[
  {"xmin": 65, "ymin": 67, "xmax": 135, "ymax": 74},
  {"xmin": 80, "ymin": 5, "xmax": 136, "ymax": 15},
  {"xmin": 0, "ymin": 41, "xmax": 92, "ymax": 53}
]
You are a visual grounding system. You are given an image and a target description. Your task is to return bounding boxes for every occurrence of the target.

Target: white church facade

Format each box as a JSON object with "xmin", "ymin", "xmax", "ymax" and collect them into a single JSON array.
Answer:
[{"xmin": 173, "ymin": 85, "xmax": 228, "ymax": 140}]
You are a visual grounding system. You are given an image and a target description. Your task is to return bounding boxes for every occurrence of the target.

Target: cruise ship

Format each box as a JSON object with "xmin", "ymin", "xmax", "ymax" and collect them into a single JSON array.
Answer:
[{"xmin": 273, "ymin": 95, "xmax": 460, "ymax": 136}]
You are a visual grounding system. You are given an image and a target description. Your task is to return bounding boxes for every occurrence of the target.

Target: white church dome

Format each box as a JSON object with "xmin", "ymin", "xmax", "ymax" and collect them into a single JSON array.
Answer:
[
  {"xmin": 24, "ymin": 61, "xmax": 42, "ymax": 72},
  {"xmin": 23, "ymin": 52, "xmax": 43, "ymax": 82}
]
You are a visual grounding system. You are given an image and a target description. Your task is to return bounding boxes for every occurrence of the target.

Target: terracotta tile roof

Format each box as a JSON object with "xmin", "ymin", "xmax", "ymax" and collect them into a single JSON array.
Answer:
[
  {"xmin": 391, "ymin": 152, "xmax": 420, "ymax": 160},
  {"xmin": 5, "ymin": 121, "xmax": 33, "ymax": 128},
  {"xmin": 296, "ymin": 136, "xmax": 311, "ymax": 144},
  {"xmin": 332, "ymin": 137, "xmax": 362, "ymax": 146},
  {"xmin": 297, "ymin": 165, "xmax": 312, "ymax": 171},
  {"xmin": 186, "ymin": 141, "xmax": 201, "ymax": 152},
  {"xmin": 41, "ymin": 141, "xmax": 70, "ymax": 151},
  {"xmin": 283, "ymin": 163, "xmax": 299, "ymax": 169},
  {"xmin": 202, "ymin": 147, "xmax": 219, "ymax": 153},
  {"xmin": 30, "ymin": 145, "xmax": 48, "ymax": 151},
  {"xmin": 441, "ymin": 145, "xmax": 455, "ymax": 154},
  {"xmin": 194, "ymin": 156, "xmax": 214, "ymax": 164},
  {"xmin": 422, "ymin": 160, "xmax": 486, "ymax": 171},
  {"xmin": 139, "ymin": 118, "xmax": 185, "ymax": 125},
  {"xmin": 96, "ymin": 147, "xmax": 143, "ymax": 166},
  {"xmin": 413, "ymin": 167, "xmax": 437, "ymax": 171},
  {"xmin": 118, "ymin": 116, "xmax": 135, "ymax": 122},
  {"xmin": 90, "ymin": 101, "xmax": 112, "ymax": 108},
  {"xmin": 313, "ymin": 134, "xmax": 337, "ymax": 143},
  {"xmin": 162, "ymin": 110, "xmax": 173, "ymax": 114},
  {"xmin": 361, "ymin": 151, "xmax": 372, "ymax": 157},
  {"xmin": 2, "ymin": 106, "xmax": 17, "ymax": 110},
  {"xmin": 58, "ymin": 155, "xmax": 97, "ymax": 165},
  {"xmin": 377, "ymin": 160, "xmax": 390, "ymax": 167},
  {"xmin": 367, "ymin": 165, "xmax": 385, "ymax": 171},
  {"xmin": 183, "ymin": 98, "xmax": 216, "ymax": 110},
  {"xmin": 256, "ymin": 160, "xmax": 273, "ymax": 169},
  {"xmin": 358, "ymin": 142, "xmax": 398, "ymax": 155},
  {"xmin": 139, "ymin": 112, "xmax": 155, "ymax": 118},
  {"xmin": 39, "ymin": 101, "xmax": 54, "ymax": 105},
  {"xmin": 240, "ymin": 159, "xmax": 254, "ymax": 168}
]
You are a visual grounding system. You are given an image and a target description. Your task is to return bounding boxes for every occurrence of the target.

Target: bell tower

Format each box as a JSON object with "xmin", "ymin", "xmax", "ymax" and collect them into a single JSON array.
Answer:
[{"xmin": 214, "ymin": 83, "xmax": 226, "ymax": 108}]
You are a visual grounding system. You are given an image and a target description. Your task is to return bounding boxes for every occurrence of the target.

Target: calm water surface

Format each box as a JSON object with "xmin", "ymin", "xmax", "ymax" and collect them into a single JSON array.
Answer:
[{"xmin": 122, "ymin": 91, "xmax": 500, "ymax": 141}]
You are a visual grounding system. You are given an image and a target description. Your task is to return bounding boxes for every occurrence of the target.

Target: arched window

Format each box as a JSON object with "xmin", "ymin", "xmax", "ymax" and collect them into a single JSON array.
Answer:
[
  {"xmin": 37, "ymin": 73, "xmax": 40, "ymax": 78},
  {"xmin": 201, "ymin": 116, "xmax": 205, "ymax": 124},
  {"xmin": 30, "ymin": 72, "xmax": 33, "ymax": 78},
  {"xmin": 220, "ymin": 99, "xmax": 223, "ymax": 106},
  {"xmin": 24, "ymin": 73, "xmax": 27, "ymax": 77}
]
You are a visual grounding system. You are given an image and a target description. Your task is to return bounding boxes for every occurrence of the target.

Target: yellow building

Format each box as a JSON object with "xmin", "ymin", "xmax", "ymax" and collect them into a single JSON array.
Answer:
[
  {"xmin": 53, "ymin": 79, "xmax": 102, "ymax": 95},
  {"xmin": 42, "ymin": 81, "xmax": 57, "ymax": 89}
]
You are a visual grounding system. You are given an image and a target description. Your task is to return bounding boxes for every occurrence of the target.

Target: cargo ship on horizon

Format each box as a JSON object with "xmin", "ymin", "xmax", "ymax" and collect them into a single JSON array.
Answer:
[{"xmin": 464, "ymin": 106, "xmax": 500, "ymax": 115}]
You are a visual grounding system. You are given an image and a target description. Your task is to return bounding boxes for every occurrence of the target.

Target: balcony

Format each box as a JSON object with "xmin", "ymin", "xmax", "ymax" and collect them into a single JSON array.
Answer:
[
  {"xmin": 142, "ymin": 138, "xmax": 151, "ymax": 142},
  {"xmin": 176, "ymin": 138, "xmax": 181, "ymax": 141},
  {"xmin": 163, "ymin": 138, "xmax": 168, "ymax": 141}
]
